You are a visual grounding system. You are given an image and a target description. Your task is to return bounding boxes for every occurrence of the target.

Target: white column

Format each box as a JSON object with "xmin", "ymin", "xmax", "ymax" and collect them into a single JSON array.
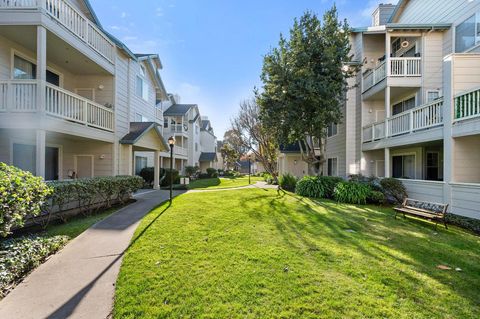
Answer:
[
  {"xmin": 384, "ymin": 147, "xmax": 391, "ymax": 178},
  {"xmin": 153, "ymin": 150, "xmax": 160, "ymax": 190},
  {"xmin": 36, "ymin": 26, "xmax": 47, "ymax": 114},
  {"xmin": 443, "ymin": 56, "xmax": 453, "ymax": 209},
  {"xmin": 385, "ymin": 32, "xmax": 391, "ymax": 77},
  {"xmin": 36, "ymin": 130, "xmax": 46, "ymax": 178},
  {"xmin": 385, "ymin": 86, "xmax": 391, "ymax": 137},
  {"xmin": 126, "ymin": 145, "xmax": 133, "ymax": 176}
]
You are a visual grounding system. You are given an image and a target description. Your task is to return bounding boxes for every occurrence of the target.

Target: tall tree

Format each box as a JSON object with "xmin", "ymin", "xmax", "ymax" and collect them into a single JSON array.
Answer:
[
  {"xmin": 230, "ymin": 98, "xmax": 279, "ymax": 181},
  {"xmin": 220, "ymin": 143, "xmax": 239, "ymax": 171},
  {"xmin": 258, "ymin": 7, "xmax": 356, "ymax": 175},
  {"xmin": 223, "ymin": 129, "xmax": 246, "ymax": 156}
]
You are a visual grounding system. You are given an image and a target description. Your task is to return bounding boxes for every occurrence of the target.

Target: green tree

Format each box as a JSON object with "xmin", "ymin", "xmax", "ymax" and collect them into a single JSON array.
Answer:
[
  {"xmin": 220, "ymin": 143, "xmax": 239, "ymax": 171},
  {"xmin": 258, "ymin": 7, "xmax": 356, "ymax": 175}
]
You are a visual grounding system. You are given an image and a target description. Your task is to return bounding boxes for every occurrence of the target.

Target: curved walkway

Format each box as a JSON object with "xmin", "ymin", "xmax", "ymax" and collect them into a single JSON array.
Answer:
[{"xmin": 0, "ymin": 190, "xmax": 184, "ymax": 319}]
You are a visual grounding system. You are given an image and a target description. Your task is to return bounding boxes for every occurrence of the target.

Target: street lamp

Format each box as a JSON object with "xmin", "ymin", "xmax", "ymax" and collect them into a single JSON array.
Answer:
[
  {"xmin": 247, "ymin": 150, "xmax": 254, "ymax": 185},
  {"xmin": 168, "ymin": 136, "xmax": 175, "ymax": 203}
]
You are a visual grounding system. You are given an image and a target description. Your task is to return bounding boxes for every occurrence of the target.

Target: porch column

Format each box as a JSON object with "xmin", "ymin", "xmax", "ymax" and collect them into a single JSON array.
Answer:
[
  {"xmin": 384, "ymin": 147, "xmax": 391, "ymax": 178},
  {"xmin": 153, "ymin": 150, "xmax": 160, "ymax": 190},
  {"xmin": 385, "ymin": 86, "xmax": 391, "ymax": 137},
  {"xmin": 36, "ymin": 129, "xmax": 46, "ymax": 179},
  {"xmin": 442, "ymin": 56, "xmax": 453, "ymax": 208},
  {"xmin": 126, "ymin": 145, "xmax": 133, "ymax": 176},
  {"xmin": 385, "ymin": 32, "xmax": 391, "ymax": 77},
  {"xmin": 36, "ymin": 26, "xmax": 47, "ymax": 114}
]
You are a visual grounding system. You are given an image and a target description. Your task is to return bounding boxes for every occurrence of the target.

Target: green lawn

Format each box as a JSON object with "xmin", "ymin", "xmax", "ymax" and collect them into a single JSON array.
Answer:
[
  {"xmin": 187, "ymin": 176, "xmax": 263, "ymax": 190},
  {"xmin": 114, "ymin": 189, "xmax": 480, "ymax": 318}
]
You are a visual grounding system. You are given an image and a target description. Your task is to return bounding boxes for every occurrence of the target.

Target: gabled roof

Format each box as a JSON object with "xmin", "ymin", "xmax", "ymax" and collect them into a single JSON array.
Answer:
[
  {"xmin": 199, "ymin": 152, "xmax": 217, "ymax": 162},
  {"xmin": 164, "ymin": 104, "xmax": 197, "ymax": 116},
  {"xmin": 201, "ymin": 119, "xmax": 210, "ymax": 130},
  {"xmin": 388, "ymin": 0, "xmax": 408, "ymax": 23},
  {"xmin": 279, "ymin": 142, "xmax": 304, "ymax": 154},
  {"xmin": 119, "ymin": 122, "xmax": 166, "ymax": 148}
]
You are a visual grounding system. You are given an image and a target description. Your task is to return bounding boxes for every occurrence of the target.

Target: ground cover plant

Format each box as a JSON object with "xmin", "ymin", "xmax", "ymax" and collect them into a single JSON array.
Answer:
[{"xmin": 114, "ymin": 189, "xmax": 480, "ymax": 318}]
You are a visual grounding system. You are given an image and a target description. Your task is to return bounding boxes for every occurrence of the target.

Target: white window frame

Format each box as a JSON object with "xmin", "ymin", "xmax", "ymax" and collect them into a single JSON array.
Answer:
[
  {"xmin": 391, "ymin": 94, "xmax": 417, "ymax": 116},
  {"xmin": 10, "ymin": 49, "xmax": 63, "ymax": 86},
  {"xmin": 426, "ymin": 90, "xmax": 441, "ymax": 103},
  {"xmin": 327, "ymin": 157, "xmax": 338, "ymax": 177},
  {"xmin": 455, "ymin": 12, "xmax": 480, "ymax": 53},
  {"xmin": 391, "ymin": 152, "xmax": 416, "ymax": 179},
  {"xmin": 327, "ymin": 123, "xmax": 338, "ymax": 138}
]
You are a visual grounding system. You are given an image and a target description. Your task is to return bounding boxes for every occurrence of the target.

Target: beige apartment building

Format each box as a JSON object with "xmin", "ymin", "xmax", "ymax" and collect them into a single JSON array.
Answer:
[
  {"xmin": 280, "ymin": 0, "xmax": 480, "ymax": 220},
  {"xmin": 0, "ymin": 0, "xmax": 217, "ymax": 188}
]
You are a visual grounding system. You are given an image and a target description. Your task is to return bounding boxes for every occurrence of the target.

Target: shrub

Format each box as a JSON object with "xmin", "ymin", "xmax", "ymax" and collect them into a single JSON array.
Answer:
[
  {"xmin": 349, "ymin": 174, "xmax": 382, "ymax": 192},
  {"xmin": 380, "ymin": 178, "xmax": 407, "ymax": 204},
  {"xmin": 368, "ymin": 190, "xmax": 386, "ymax": 205},
  {"xmin": 319, "ymin": 176, "xmax": 344, "ymax": 199},
  {"xmin": 446, "ymin": 213, "xmax": 480, "ymax": 235},
  {"xmin": 0, "ymin": 163, "xmax": 53, "ymax": 237},
  {"xmin": 185, "ymin": 166, "xmax": 198, "ymax": 178},
  {"xmin": 198, "ymin": 173, "xmax": 210, "ymax": 179},
  {"xmin": 160, "ymin": 169, "xmax": 180, "ymax": 186},
  {"xmin": 0, "ymin": 235, "xmax": 69, "ymax": 297},
  {"xmin": 334, "ymin": 181, "xmax": 371, "ymax": 204},
  {"xmin": 206, "ymin": 168, "xmax": 217, "ymax": 178},
  {"xmin": 279, "ymin": 173, "xmax": 297, "ymax": 192},
  {"xmin": 295, "ymin": 176, "xmax": 324, "ymax": 198},
  {"xmin": 139, "ymin": 167, "xmax": 155, "ymax": 186}
]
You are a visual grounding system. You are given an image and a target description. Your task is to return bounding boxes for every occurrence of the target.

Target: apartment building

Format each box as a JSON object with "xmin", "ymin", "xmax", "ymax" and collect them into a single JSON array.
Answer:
[
  {"xmin": 198, "ymin": 116, "xmax": 217, "ymax": 171},
  {"xmin": 0, "ymin": 0, "xmax": 217, "ymax": 188},
  {"xmin": 281, "ymin": 0, "xmax": 480, "ymax": 219}
]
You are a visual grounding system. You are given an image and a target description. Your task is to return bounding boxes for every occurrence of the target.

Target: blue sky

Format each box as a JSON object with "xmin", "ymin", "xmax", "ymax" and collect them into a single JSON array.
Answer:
[{"xmin": 90, "ymin": 0, "xmax": 397, "ymax": 138}]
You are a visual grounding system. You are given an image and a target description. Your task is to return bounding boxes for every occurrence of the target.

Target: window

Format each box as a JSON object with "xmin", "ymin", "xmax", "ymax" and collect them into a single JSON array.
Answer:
[
  {"xmin": 135, "ymin": 113, "xmax": 149, "ymax": 122},
  {"xmin": 425, "ymin": 152, "xmax": 441, "ymax": 181},
  {"xmin": 140, "ymin": 65, "xmax": 146, "ymax": 77},
  {"xmin": 392, "ymin": 96, "xmax": 416, "ymax": 115},
  {"xmin": 327, "ymin": 123, "xmax": 337, "ymax": 137},
  {"xmin": 14, "ymin": 55, "xmax": 36, "ymax": 79},
  {"xmin": 327, "ymin": 158, "xmax": 338, "ymax": 176},
  {"xmin": 136, "ymin": 76, "xmax": 149, "ymax": 101},
  {"xmin": 135, "ymin": 156, "xmax": 148, "ymax": 175},
  {"xmin": 392, "ymin": 155, "xmax": 415, "ymax": 179},
  {"xmin": 426, "ymin": 90, "xmax": 441, "ymax": 103},
  {"xmin": 164, "ymin": 118, "xmax": 169, "ymax": 128},
  {"xmin": 455, "ymin": 14, "xmax": 479, "ymax": 52}
]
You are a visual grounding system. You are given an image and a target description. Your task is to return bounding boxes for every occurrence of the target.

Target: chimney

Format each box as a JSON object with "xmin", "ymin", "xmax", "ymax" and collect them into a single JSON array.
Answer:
[{"xmin": 372, "ymin": 3, "xmax": 396, "ymax": 27}]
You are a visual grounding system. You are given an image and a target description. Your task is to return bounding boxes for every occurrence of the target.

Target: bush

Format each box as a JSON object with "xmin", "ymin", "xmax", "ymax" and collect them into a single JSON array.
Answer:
[
  {"xmin": 380, "ymin": 178, "xmax": 407, "ymax": 204},
  {"xmin": 368, "ymin": 190, "xmax": 386, "ymax": 205},
  {"xmin": 334, "ymin": 181, "xmax": 371, "ymax": 204},
  {"xmin": 185, "ymin": 166, "xmax": 198, "ymax": 178},
  {"xmin": 0, "ymin": 235, "xmax": 69, "ymax": 297},
  {"xmin": 198, "ymin": 173, "xmax": 210, "ymax": 179},
  {"xmin": 139, "ymin": 167, "xmax": 155, "ymax": 186},
  {"xmin": 446, "ymin": 213, "xmax": 480, "ymax": 235},
  {"xmin": 160, "ymin": 168, "xmax": 180, "ymax": 186},
  {"xmin": 349, "ymin": 174, "xmax": 382, "ymax": 192},
  {"xmin": 295, "ymin": 176, "xmax": 343, "ymax": 199},
  {"xmin": 206, "ymin": 168, "xmax": 218, "ymax": 178},
  {"xmin": 279, "ymin": 173, "xmax": 297, "ymax": 192},
  {"xmin": 0, "ymin": 163, "xmax": 53, "ymax": 237}
]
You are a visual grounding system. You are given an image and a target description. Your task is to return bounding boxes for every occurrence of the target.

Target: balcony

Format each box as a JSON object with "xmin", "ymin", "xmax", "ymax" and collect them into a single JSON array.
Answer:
[
  {"xmin": 0, "ymin": 0, "xmax": 115, "ymax": 64},
  {"xmin": 170, "ymin": 124, "xmax": 187, "ymax": 134},
  {"xmin": 454, "ymin": 87, "xmax": 480, "ymax": 122},
  {"xmin": 174, "ymin": 146, "xmax": 188, "ymax": 157},
  {"xmin": 363, "ymin": 99, "xmax": 443, "ymax": 144},
  {"xmin": 362, "ymin": 57, "xmax": 421, "ymax": 93},
  {"xmin": 0, "ymin": 80, "xmax": 114, "ymax": 132}
]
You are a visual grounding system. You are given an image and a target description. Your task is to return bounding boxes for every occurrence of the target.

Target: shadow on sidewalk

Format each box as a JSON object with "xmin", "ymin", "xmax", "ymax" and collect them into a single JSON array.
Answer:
[{"xmin": 46, "ymin": 202, "xmax": 172, "ymax": 319}]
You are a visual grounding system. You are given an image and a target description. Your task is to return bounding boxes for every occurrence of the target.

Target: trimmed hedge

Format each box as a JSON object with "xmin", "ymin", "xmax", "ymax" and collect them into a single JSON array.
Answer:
[
  {"xmin": 295, "ymin": 176, "xmax": 343, "ymax": 199},
  {"xmin": 139, "ymin": 167, "xmax": 180, "ymax": 187},
  {"xmin": 446, "ymin": 214, "xmax": 480, "ymax": 235},
  {"xmin": 0, "ymin": 235, "xmax": 69, "ymax": 297},
  {"xmin": 0, "ymin": 163, "xmax": 53, "ymax": 237}
]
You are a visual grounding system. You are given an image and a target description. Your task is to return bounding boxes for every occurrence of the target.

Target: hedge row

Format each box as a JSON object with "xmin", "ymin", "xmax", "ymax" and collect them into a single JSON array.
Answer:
[
  {"xmin": 0, "ymin": 162, "xmax": 144, "ymax": 236},
  {"xmin": 138, "ymin": 167, "xmax": 180, "ymax": 187}
]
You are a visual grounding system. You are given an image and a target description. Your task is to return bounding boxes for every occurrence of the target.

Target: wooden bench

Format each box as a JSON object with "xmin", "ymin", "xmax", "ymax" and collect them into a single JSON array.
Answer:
[{"xmin": 394, "ymin": 198, "xmax": 448, "ymax": 230}]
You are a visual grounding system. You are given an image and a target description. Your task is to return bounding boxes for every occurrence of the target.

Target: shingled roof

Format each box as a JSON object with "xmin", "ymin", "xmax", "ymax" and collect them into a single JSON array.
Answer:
[
  {"xmin": 164, "ymin": 104, "xmax": 196, "ymax": 116},
  {"xmin": 199, "ymin": 152, "xmax": 217, "ymax": 162},
  {"xmin": 119, "ymin": 122, "xmax": 165, "ymax": 146}
]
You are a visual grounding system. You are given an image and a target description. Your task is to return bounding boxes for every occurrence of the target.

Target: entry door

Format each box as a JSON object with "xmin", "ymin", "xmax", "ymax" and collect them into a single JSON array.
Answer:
[
  {"xmin": 45, "ymin": 147, "xmax": 59, "ymax": 180},
  {"xmin": 75, "ymin": 155, "xmax": 94, "ymax": 178}
]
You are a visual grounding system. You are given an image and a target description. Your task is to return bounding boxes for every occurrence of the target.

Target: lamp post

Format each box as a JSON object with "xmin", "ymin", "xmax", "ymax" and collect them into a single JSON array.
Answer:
[
  {"xmin": 168, "ymin": 136, "xmax": 175, "ymax": 203},
  {"xmin": 247, "ymin": 150, "xmax": 253, "ymax": 185}
]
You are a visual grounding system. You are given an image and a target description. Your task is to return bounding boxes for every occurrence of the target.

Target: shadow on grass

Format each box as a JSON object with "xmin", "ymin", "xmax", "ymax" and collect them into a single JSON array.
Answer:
[
  {"xmin": 45, "ymin": 202, "xmax": 172, "ymax": 319},
  {"xmin": 240, "ymin": 189, "xmax": 480, "ymax": 311}
]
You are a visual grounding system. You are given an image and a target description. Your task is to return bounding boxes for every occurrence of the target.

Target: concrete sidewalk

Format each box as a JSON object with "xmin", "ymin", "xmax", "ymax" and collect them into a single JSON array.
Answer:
[{"xmin": 0, "ymin": 189, "xmax": 183, "ymax": 319}]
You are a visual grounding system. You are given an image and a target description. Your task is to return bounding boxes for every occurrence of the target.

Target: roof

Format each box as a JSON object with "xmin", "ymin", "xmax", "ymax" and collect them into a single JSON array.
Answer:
[
  {"xmin": 199, "ymin": 152, "xmax": 217, "ymax": 162},
  {"xmin": 279, "ymin": 143, "xmax": 302, "ymax": 154},
  {"xmin": 388, "ymin": 0, "xmax": 407, "ymax": 23},
  {"xmin": 201, "ymin": 119, "xmax": 210, "ymax": 130},
  {"xmin": 119, "ymin": 122, "xmax": 166, "ymax": 146},
  {"xmin": 164, "ymin": 104, "xmax": 196, "ymax": 116}
]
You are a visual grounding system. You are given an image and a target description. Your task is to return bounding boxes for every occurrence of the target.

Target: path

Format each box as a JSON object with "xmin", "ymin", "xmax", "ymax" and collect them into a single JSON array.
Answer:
[{"xmin": 0, "ymin": 189, "xmax": 184, "ymax": 319}]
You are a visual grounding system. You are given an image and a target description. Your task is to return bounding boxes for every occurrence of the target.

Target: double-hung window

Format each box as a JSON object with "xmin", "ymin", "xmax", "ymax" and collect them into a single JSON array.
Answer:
[
  {"xmin": 136, "ymin": 65, "xmax": 149, "ymax": 101},
  {"xmin": 327, "ymin": 158, "xmax": 338, "ymax": 176},
  {"xmin": 327, "ymin": 123, "xmax": 337, "ymax": 137}
]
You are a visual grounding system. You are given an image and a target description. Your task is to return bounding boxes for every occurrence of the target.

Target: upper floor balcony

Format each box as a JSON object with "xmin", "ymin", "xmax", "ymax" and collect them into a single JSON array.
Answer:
[
  {"xmin": 362, "ymin": 98, "xmax": 443, "ymax": 149},
  {"xmin": 0, "ymin": 79, "xmax": 114, "ymax": 137},
  {"xmin": 362, "ymin": 57, "xmax": 422, "ymax": 94},
  {"xmin": 0, "ymin": 0, "xmax": 115, "ymax": 69}
]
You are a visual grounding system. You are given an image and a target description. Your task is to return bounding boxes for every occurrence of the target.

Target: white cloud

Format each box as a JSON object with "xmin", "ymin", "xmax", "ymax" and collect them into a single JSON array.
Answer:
[
  {"xmin": 120, "ymin": 12, "xmax": 127, "ymax": 18},
  {"xmin": 156, "ymin": 7, "xmax": 164, "ymax": 17}
]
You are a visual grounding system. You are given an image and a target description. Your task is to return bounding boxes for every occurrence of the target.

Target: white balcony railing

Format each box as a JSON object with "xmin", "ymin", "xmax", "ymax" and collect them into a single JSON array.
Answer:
[
  {"xmin": 362, "ymin": 57, "xmax": 421, "ymax": 92},
  {"xmin": 170, "ymin": 124, "xmax": 186, "ymax": 133},
  {"xmin": 362, "ymin": 99, "xmax": 443, "ymax": 143},
  {"xmin": 454, "ymin": 87, "xmax": 480, "ymax": 121},
  {"xmin": 390, "ymin": 57, "xmax": 421, "ymax": 77},
  {"xmin": 174, "ymin": 146, "xmax": 188, "ymax": 157},
  {"xmin": 155, "ymin": 108, "xmax": 163, "ymax": 120},
  {"xmin": 0, "ymin": 0, "xmax": 115, "ymax": 63},
  {"xmin": 0, "ymin": 80, "xmax": 114, "ymax": 132}
]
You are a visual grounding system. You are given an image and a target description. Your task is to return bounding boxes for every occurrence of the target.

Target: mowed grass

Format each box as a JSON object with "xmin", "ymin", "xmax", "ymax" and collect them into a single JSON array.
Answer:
[
  {"xmin": 187, "ymin": 176, "xmax": 263, "ymax": 190},
  {"xmin": 114, "ymin": 189, "xmax": 480, "ymax": 318}
]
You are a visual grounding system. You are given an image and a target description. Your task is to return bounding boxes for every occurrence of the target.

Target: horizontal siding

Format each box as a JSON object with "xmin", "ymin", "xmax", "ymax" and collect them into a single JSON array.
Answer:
[
  {"xmin": 397, "ymin": 0, "xmax": 480, "ymax": 25},
  {"xmin": 400, "ymin": 179, "xmax": 445, "ymax": 203},
  {"xmin": 451, "ymin": 184, "xmax": 480, "ymax": 219},
  {"xmin": 452, "ymin": 55, "xmax": 480, "ymax": 95}
]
